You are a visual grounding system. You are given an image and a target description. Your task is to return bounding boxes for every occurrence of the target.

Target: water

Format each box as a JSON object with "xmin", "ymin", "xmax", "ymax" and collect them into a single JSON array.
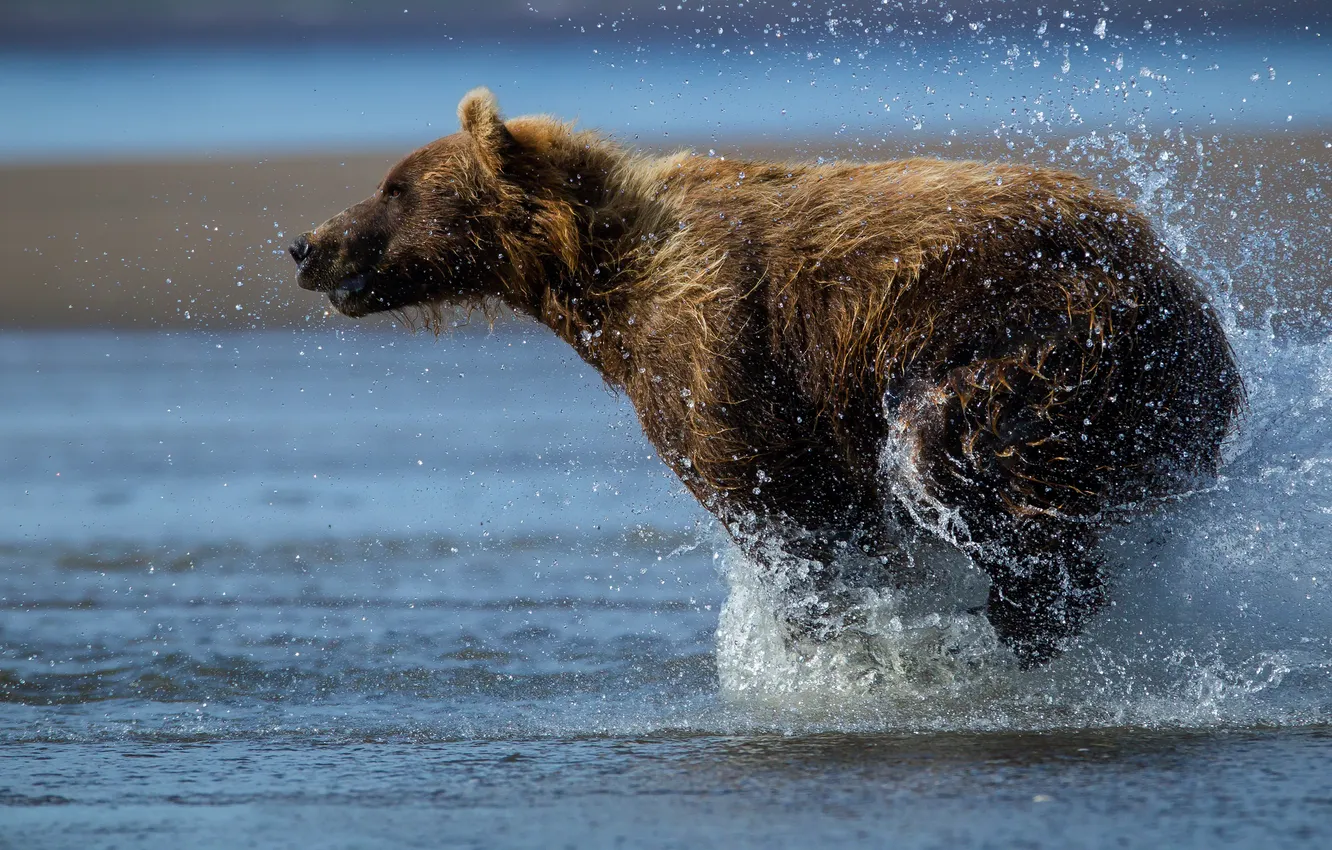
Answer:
[
  {"xmin": 2, "ymin": 329, "xmax": 717, "ymax": 739},
  {"xmin": 1, "ymin": 37, "xmax": 1328, "ymax": 162},
  {"xmin": 3, "ymin": 323, "xmax": 1332, "ymax": 846},
  {"xmin": 5, "ymin": 731, "xmax": 1331, "ymax": 848}
]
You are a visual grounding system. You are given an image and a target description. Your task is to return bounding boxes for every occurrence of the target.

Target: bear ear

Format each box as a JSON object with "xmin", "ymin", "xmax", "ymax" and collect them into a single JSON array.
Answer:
[{"xmin": 457, "ymin": 87, "xmax": 514, "ymax": 175}]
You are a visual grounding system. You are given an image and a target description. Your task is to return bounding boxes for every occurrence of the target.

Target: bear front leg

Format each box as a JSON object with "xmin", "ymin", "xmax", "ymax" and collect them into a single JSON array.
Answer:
[{"xmin": 974, "ymin": 520, "xmax": 1107, "ymax": 668}]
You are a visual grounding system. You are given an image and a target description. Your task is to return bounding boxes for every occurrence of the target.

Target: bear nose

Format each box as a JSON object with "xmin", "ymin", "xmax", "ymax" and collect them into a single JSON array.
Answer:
[{"xmin": 289, "ymin": 233, "xmax": 314, "ymax": 264}]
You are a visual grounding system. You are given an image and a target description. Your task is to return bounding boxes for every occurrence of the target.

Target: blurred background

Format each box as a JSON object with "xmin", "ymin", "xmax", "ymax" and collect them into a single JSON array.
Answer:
[{"xmin": 3, "ymin": 0, "xmax": 1329, "ymax": 328}]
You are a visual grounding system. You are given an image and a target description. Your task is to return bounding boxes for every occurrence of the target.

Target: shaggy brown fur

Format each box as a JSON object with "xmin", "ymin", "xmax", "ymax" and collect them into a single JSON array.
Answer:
[{"xmin": 292, "ymin": 89, "xmax": 1245, "ymax": 666}]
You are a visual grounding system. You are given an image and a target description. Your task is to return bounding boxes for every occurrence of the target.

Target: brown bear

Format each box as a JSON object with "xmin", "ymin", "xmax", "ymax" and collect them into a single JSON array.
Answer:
[{"xmin": 290, "ymin": 88, "xmax": 1244, "ymax": 667}]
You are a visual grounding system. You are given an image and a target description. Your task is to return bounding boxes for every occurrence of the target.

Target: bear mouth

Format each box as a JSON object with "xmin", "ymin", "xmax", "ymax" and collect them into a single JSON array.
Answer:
[
  {"xmin": 326, "ymin": 274, "xmax": 376, "ymax": 317},
  {"xmin": 324, "ymin": 272, "xmax": 436, "ymax": 318},
  {"xmin": 296, "ymin": 257, "xmax": 436, "ymax": 318}
]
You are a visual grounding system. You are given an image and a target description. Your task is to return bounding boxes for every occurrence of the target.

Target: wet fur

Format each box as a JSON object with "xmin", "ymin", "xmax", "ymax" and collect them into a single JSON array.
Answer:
[{"xmin": 294, "ymin": 89, "xmax": 1245, "ymax": 666}]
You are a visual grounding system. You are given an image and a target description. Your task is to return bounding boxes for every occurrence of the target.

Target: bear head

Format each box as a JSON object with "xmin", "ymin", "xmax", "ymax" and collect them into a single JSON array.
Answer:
[{"xmin": 290, "ymin": 88, "xmax": 573, "ymax": 320}]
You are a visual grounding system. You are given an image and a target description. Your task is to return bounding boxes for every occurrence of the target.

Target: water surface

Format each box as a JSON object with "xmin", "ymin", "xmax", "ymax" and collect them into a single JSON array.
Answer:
[
  {"xmin": 3, "ymin": 328, "xmax": 1332, "ymax": 846},
  {"xmin": 2, "ymin": 37, "xmax": 1328, "ymax": 162}
]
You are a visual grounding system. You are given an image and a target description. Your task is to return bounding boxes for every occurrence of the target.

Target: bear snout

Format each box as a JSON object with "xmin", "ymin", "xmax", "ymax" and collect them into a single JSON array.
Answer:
[{"xmin": 289, "ymin": 233, "xmax": 314, "ymax": 265}]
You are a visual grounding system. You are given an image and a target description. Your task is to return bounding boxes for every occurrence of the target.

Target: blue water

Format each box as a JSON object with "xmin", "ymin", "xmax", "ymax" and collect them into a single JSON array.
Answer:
[
  {"xmin": 1, "ymin": 35, "xmax": 1328, "ymax": 162},
  {"xmin": 2, "ymin": 322, "xmax": 1332, "ymax": 846},
  {"xmin": 4, "ymin": 731, "xmax": 1331, "ymax": 849}
]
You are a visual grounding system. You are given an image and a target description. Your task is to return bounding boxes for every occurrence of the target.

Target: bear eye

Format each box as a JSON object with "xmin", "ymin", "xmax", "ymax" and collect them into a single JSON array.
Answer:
[{"xmin": 385, "ymin": 185, "xmax": 403, "ymax": 200}]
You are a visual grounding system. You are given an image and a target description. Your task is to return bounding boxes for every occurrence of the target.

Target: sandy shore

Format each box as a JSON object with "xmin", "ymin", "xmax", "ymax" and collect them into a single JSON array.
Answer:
[
  {"xmin": 2, "ymin": 153, "xmax": 399, "ymax": 329},
  {"xmin": 4, "ymin": 131, "xmax": 1328, "ymax": 330}
]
